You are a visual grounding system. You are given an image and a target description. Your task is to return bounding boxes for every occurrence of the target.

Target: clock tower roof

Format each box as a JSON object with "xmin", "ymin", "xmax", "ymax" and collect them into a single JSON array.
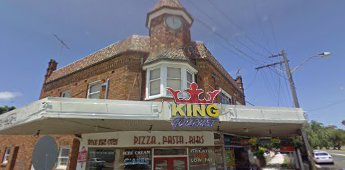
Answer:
[
  {"xmin": 152, "ymin": 0, "xmax": 184, "ymax": 10},
  {"xmin": 146, "ymin": 0, "xmax": 193, "ymax": 28}
]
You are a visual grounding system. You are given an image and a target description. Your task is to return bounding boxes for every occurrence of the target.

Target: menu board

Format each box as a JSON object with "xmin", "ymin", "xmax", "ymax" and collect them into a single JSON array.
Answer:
[
  {"xmin": 123, "ymin": 149, "xmax": 151, "ymax": 170},
  {"xmin": 189, "ymin": 147, "xmax": 215, "ymax": 170}
]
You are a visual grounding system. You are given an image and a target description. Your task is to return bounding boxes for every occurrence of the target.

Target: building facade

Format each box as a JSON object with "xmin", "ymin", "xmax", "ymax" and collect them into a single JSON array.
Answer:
[{"xmin": 0, "ymin": 0, "xmax": 307, "ymax": 170}]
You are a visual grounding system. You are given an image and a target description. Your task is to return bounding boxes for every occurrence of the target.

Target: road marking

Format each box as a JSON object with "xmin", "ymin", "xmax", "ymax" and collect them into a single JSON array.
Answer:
[{"xmin": 330, "ymin": 153, "xmax": 345, "ymax": 157}]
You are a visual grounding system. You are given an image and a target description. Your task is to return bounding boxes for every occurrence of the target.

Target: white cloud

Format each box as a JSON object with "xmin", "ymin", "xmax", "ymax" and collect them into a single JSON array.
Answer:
[{"xmin": 0, "ymin": 91, "xmax": 22, "ymax": 101}]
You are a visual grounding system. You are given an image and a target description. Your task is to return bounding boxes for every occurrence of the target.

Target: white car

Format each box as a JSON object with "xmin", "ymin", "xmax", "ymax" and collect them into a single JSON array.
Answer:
[{"xmin": 313, "ymin": 150, "xmax": 334, "ymax": 164}]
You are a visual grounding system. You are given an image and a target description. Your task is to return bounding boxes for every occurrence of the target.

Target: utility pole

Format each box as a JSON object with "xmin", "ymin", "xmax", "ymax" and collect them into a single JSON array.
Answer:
[{"xmin": 256, "ymin": 49, "xmax": 315, "ymax": 170}]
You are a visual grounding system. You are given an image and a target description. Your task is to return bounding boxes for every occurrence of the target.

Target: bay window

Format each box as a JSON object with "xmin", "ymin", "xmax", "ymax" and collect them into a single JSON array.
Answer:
[
  {"xmin": 150, "ymin": 68, "xmax": 161, "ymax": 96},
  {"xmin": 167, "ymin": 67, "xmax": 181, "ymax": 91},
  {"xmin": 144, "ymin": 62, "xmax": 197, "ymax": 100}
]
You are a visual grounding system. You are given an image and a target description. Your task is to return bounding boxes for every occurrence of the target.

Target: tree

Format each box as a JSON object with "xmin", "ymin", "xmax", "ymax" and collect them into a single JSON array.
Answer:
[
  {"xmin": 0, "ymin": 105, "xmax": 16, "ymax": 115},
  {"xmin": 306, "ymin": 120, "xmax": 345, "ymax": 150}
]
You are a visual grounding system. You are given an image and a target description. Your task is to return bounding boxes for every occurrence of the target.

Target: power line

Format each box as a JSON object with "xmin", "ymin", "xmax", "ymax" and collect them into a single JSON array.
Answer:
[
  {"xmin": 308, "ymin": 99, "xmax": 345, "ymax": 112},
  {"xmin": 206, "ymin": 0, "xmax": 274, "ymax": 55}
]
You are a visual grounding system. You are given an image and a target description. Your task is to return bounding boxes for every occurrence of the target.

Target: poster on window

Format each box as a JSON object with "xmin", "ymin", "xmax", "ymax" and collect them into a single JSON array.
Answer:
[{"xmin": 123, "ymin": 149, "xmax": 152, "ymax": 170}]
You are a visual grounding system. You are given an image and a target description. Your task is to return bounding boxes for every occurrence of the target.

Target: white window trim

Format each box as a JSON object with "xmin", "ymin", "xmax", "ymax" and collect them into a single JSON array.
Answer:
[
  {"xmin": 87, "ymin": 80, "xmax": 101, "ymax": 99},
  {"xmin": 61, "ymin": 90, "xmax": 71, "ymax": 98},
  {"xmin": 56, "ymin": 146, "xmax": 70, "ymax": 170},
  {"xmin": 221, "ymin": 89, "xmax": 233, "ymax": 105},
  {"xmin": 1, "ymin": 148, "xmax": 10, "ymax": 165},
  {"xmin": 144, "ymin": 62, "xmax": 197, "ymax": 100}
]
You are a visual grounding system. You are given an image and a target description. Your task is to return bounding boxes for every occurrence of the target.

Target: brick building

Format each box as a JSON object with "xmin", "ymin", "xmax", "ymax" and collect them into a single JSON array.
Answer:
[{"xmin": 0, "ymin": 0, "xmax": 307, "ymax": 169}]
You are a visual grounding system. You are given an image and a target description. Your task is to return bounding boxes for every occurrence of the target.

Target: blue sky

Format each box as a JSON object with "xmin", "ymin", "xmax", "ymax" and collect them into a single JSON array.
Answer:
[{"xmin": 0, "ymin": 0, "xmax": 344, "ymax": 128}]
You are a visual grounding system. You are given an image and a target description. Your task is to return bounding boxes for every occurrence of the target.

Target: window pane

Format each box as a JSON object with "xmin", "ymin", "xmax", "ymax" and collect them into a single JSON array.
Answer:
[
  {"xmin": 90, "ymin": 83, "xmax": 101, "ymax": 93},
  {"xmin": 61, "ymin": 91, "xmax": 71, "ymax": 98},
  {"xmin": 167, "ymin": 67, "xmax": 181, "ymax": 79},
  {"xmin": 167, "ymin": 79, "xmax": 181, "ymax": 90},
  {"xmin": 58, "ymin": 158, "xmax": 69, "ymax": 166},
  {"xmin": 150, "ymin": 79, "xmax": 160, "ymax": 95},
  {"xmin": 221, "ymin": 93, "xmax": 232, "ymax": 105},
  {"xmin": 61, "ymin": 148, "xmax": 70, "ymax": 157},
  {"xmin": 187, "ymin": 71, "xmax": 193, "ymax": 83},
  {"xmin": 150, "ymin": 68, "xmax": 160, "ymax": 80},
  {"xmin": 89, "ymin": 92, "xmax": 100, "ymax": 99},
  {"xmin": 155, "ymin": 160, "xmax": 168, "ymax": 170},
  {"xmin": 173, "ymin": 160, "xmax": 186, "ymax": 170}
]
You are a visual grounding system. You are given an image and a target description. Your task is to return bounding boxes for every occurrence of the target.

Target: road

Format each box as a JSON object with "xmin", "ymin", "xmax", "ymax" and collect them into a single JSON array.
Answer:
[{"xmin": 316, "ymin": 150, "xmax": 345, "ymax": 170}]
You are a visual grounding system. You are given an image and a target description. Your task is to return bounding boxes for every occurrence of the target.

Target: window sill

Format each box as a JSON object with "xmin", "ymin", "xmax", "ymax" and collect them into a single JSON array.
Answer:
[
  {"xmin": 145, "ymin": 94, "xmax": 173, "ymax": 101},
  {"xmin": 55, "ymin": 166, "xmax": 68, "ymax": 170}
]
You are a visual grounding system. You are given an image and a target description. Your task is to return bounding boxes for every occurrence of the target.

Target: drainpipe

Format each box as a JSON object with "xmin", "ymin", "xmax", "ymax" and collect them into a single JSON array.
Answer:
[{"xmin": 103, "ymin": 79, "xmax": 110, "ymax": 99}]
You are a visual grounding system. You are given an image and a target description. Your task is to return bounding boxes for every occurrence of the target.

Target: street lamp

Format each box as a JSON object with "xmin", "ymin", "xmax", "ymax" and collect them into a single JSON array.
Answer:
[
  {"xmin": 291, "ymin": 51, "xmax": 331, "ymax": 73},
  {"xmin": 256, "ymin": 50, "xmax": 331, "ymax": 170}
]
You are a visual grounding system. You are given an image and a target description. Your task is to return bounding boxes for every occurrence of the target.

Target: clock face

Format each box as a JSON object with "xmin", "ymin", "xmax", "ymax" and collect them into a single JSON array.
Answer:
[{"xmin": 165, "ymin": 16, "xmax": 182, "ymax": 30}]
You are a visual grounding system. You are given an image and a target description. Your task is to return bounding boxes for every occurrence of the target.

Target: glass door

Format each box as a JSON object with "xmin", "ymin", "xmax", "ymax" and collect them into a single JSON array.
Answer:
[{"xmin": 154, "ymin": 157, "xmax": 187, "ymax": 170}]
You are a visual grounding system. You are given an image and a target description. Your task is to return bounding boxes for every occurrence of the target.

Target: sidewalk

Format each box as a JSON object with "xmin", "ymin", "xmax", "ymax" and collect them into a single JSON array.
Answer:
[{"xmin": 262, "ymin": 153, "xmax": 285, "ymax": 170}]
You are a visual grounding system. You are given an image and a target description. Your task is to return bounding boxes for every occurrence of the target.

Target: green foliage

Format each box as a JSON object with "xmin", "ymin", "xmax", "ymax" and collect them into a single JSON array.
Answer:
[
  {"xmin": 254, "ymin": 147, "xmax": 265, "ymax": 158},
  {"xmin": 0, "ymin": 105, "xmax": 16, "ymax": 115},
  {"xmin": 306, "ymin": 120, "xmax": 345, "ymax": 150}
]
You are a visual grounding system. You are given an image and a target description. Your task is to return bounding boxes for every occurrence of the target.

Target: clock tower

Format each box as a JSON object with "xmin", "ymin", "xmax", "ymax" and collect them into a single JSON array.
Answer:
[{"xmin": 146, "ymin": 0, "xmax": 193, "ymax": 50}]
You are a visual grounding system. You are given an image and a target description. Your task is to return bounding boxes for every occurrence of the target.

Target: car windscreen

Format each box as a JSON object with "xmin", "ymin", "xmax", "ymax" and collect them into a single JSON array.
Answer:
[{"xmin": 315, "ymin": 153, "xmax": 328, "ymax": 156}]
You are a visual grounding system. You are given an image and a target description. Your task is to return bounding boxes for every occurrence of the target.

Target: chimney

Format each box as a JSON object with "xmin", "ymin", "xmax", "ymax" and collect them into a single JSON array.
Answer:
[
  {"xmin": 45, "ymin": 59, "xmax": 58, "ymax": 79},
  {"xmin": 235, "ymin": 76, "xmax": 244, "ymax": 91}
]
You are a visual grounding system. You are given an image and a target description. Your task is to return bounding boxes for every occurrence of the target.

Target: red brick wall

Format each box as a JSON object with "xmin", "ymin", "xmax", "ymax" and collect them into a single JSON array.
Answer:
[
  {"xmin": 0, "ymin": 135, "xmax": 77, "ymax": 170},
  {"xmin": 40, "ymin": 52, "xmax": 144, "ymax": 101},
  {"xmin": 149, "ymin": 14, "xmax": 191, "ymax": 50}
]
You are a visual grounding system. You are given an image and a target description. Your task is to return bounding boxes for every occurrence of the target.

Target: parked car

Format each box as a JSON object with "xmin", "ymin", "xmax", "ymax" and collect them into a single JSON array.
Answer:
[
  {"xmin": 88, "ymin": 158, "xmax": 106, "ymax": 167},
  {"xmin": 313, "ymin": 150, "xmax": 334, "ymax": 164}
]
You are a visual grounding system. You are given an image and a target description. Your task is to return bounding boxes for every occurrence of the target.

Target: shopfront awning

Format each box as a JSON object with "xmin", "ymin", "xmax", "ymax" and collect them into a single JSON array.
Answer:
[{"xmin": 0, "ymin": 97, "xmax": 306, "ymax": 137}]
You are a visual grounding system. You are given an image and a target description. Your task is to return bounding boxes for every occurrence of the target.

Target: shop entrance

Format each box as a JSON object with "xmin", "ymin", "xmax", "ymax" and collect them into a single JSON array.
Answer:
[{"xmin": 154, "ymin": 157, "xmax": 188, "ymax": 170}]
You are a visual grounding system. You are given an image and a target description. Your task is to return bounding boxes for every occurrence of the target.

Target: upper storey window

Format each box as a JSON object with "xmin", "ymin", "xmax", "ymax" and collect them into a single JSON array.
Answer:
[
  {"xmin": 167, "ymin": 67, "xmax": 181, "ymax": 91},
  {"xmin": 144, "ymin": 62, "xmax": 197, "ymax": 100},
  {"xmin": 87, "ymin": 81, "xmax": 101, "ymax": 99},
  {"xmin": 150, "ymin": 68, "xmax": 161, "ymax": 96},
  {"xmin": 221, "ymin": 90, "xmax": 233, "ymax": 105},
  {"xmin": 61, "ymin": 90, "xmax": 71, "ymax": 98}
]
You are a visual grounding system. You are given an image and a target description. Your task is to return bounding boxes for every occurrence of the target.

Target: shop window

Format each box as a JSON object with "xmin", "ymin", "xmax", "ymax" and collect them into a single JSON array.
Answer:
[
  {"xmin": 189, "ymin": 147, "xmax": 217, "ymax": 170},
  {"xmin": 120, "ymin": 149, "xmax": 152, "ymax": 170},
  {"xmin": 221, "ymin": 91, "xmax": 232, "ymax": 105},
  {"xmin": 87, "ymin": 81, "xmax": 101, "ymax": 99},
  {"xmin": 149, "ymin": 68, "xmax": 161, "ymax": 96},
  {"xmin": 87, "ymin": 148, "xmax": 116, "ymax": 170},
  {"xmin": 61, "ymin": 90, "xmax": 71, "ymax": 98},
  {"xmin": 1, "ymin": 148, "xmax": 10, "ymax": 165},
  {"xmin": 56, "ymin": 146, "xmax": 70, "ymax": 170}
]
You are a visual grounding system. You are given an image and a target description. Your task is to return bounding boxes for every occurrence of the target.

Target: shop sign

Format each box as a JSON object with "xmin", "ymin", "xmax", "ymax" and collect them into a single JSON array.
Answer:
[
  {"xmin": 167, "ymin": 82, "xmax": 221, "ymax": 128},
  {"xmin": 189, "ymin": 147, "xmax": 213, "ymax": 163},
  {"xmin": 77, "ymin": 146, "xmax": 87, "ymax": 168},
  {"xmin": 82, "ymin": 131, "xmax": 214, "ymax": 147}
]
